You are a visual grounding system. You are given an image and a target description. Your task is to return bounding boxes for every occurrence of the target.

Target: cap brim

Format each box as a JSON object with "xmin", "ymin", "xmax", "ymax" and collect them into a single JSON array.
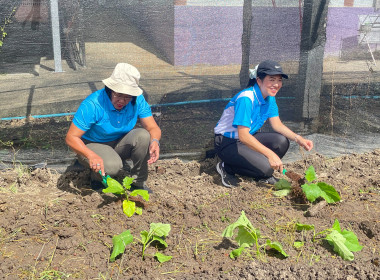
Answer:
[
  {"xmin": 102, "ymin": 78, "xmax": 143, "ymax": 96},
  {"xmin": 265, "ymin": 71, "xmax": 288, "ymax": 79}
]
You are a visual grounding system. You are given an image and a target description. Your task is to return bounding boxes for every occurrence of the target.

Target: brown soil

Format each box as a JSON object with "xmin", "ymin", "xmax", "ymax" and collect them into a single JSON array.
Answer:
[{"xmin": 0, "ymin": 149, "xmax": 379, "ymax": 279}]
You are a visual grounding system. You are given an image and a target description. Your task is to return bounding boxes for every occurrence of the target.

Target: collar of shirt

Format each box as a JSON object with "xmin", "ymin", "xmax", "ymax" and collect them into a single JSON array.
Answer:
[{"xmin": 253, "ymin": 83, "xmax": 266, "ymax": 105}]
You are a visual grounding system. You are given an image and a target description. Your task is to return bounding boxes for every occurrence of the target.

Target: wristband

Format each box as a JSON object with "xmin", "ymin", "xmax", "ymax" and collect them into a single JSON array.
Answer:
[
  {"xmin": 294, "ymin": 135, "xmax": 300, "ymax": 143},
  {"xmin": 150, "ymin": 138, "xmax": 160, "ymax": 147}
]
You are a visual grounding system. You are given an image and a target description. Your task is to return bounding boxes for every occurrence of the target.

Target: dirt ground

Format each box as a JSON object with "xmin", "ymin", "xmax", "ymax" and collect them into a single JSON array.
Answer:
[{"xmin": 0, "ymin": 147, "xmax": 379, "ymax": 279}]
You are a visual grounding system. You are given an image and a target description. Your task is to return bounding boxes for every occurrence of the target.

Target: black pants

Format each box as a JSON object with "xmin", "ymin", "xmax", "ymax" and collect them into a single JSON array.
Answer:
[{"xmin": 214, "ymin": 132, "xmax": 289, "ymax": 180}]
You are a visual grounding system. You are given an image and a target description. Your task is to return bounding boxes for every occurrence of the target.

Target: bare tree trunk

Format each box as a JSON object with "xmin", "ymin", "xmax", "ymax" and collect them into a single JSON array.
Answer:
[
  {"xmin": 239, "ymin": 0, "xmax": 253, "ymax": 89},
  {"xmin": 296, "ymin": 0, "xmax": 330, "ymax": 128}
]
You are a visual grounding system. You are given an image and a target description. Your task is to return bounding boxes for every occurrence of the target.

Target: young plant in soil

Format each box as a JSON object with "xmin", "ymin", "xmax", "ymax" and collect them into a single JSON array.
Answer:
[
  {"xmin": 315, "ymin": 219, "xmax": 363, "ymax": 261},
  {"xmin": 109, "ymin": 223, "xmax": 172, "ymax": 263},
  {"xmin": 274, "ymin": 165, "xmax": 341, "ymax": 204},
  {"xmin": 222, "ymin": 211, "xmax": 288, "ymax": 260},
  {"xmin": 295, "ymin": 220, "xmax": 363, "ymax": 261},
  {"xmin": 102, "ymin": 176, "xmax": 149, "ymax": 217},
  {"xmin": 137, "ymin": 222, "xmax": 172, "ymax": 261}
]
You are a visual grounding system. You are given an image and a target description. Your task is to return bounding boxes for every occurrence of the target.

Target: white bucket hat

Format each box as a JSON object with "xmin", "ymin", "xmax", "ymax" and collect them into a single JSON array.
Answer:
[{"xmin": 102, "ymin": 63, "xmax": 143, "ymax": 96}]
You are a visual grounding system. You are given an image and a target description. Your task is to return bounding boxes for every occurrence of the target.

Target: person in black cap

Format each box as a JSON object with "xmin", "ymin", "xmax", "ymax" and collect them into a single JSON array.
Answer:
[{"xmin": 214, "ymin": 60, "xmax": 313, "ymax": 188}]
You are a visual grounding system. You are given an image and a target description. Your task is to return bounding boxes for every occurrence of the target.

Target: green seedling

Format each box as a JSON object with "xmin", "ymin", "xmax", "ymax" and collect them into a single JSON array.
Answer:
[
  {"xmin": 138, "ymin": 223, "xmax": 171, "ymax": 260},
  {"xmin": 102, "ymin": 175, "xmax": 149, "ymax": 217},
  {"xmin": 109, "ymin": 223, "xmax": 172, "ymax": 263},
  {"xmin": 222, "ymin": 211, "xmax": 288, "ymax": 260},
  {"xmin": 315, "ymin": 219, "xmax": 363, "ymax": 261},
  {"xmin": 154, "ymin": 252, "xmax": 173, "ymax": 263},
  {"xmin": 302, "ymin": 166, "xmax": 340, "ymax": 203},
  {"xmin": 274, "ymin": 166, "xmax": 341, "ymax": 204},
  {"xmin": 109, "ymin": 230, "xmax": 134, "ymax": 262}
]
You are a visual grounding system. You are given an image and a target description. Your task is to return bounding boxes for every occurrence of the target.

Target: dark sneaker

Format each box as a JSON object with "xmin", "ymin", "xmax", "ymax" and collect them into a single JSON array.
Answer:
[
  {"xmin": 258, "ymin": 176, "xmax": 280, "ymax": 187},
  {"xmin": 130, "ymin": 183, "xmax": 153, "ymax": 194},
  {"xmin": 216, "ymin": 162, "xmax": 239, "ymax": 188}
]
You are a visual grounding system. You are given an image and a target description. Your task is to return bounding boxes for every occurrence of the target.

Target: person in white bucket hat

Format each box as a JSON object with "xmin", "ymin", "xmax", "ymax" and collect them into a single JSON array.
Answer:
[{"xmin": 65, "ymin": 63, "xmax": 161, "ymax": 193}]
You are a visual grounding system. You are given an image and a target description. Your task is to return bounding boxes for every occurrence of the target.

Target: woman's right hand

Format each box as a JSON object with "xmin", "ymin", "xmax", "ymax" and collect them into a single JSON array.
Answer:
[
  {"xmin": 88, "ymin": 154, "xmax": 104, "ymax": 176},
  {"xmin": 66, "ymin": 123, "xmax": 105, "ymax": 176},
  {"xmin": 268, "ymin": 153, "xmax": 283, "ymax": 173}
]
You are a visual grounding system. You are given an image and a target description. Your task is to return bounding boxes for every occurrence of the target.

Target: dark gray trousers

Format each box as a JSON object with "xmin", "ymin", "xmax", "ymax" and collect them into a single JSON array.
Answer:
[
  {"xmin": 214, "ymin": 132, "xmax": 289, "ymax": 180},
  {"xmin": 78, "ymin": 128, "xmax": 150, "ymax": 187}
]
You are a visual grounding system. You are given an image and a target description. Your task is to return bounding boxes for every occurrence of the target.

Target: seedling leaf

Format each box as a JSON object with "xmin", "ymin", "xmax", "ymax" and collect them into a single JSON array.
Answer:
[
  {"xmin": 123, "ymin": 200, "xmax": 136, "ymax": 217},
  {"xmin": 222, "ymin": 211, "xmax": 254, "ymax": 238},
  {"xmin": 266, "ymin": 240, "xmax": 288, "ymax": 257},
  {"xmin": 325, "ymin": 230, "xmax": 354, "ymax": 261},
  {"xmin": 230, "ymin": 244, "xmax": 249, "ymax": 259},
  {"xmin": 150, "ymin": 223, "xmax": 171, "ymax": 237},
  {"xmin": 332, "ymin": 219, "xmax": 341, "ymax": 232},
  {"xmin": 140, "ymin": 230, "xmax": 149, "ymax": 244},
  {"xmin": 152, "ymin": 236, "xmax": 168, "ymax": 248},
  {"xmin": 273, "ymin": 189, "xmax": 291, "ymax": 197},
  {"xmin": 110, "ymin": 230, "xmax": 133, "ymax": 262},
  {"xmin": 296, "ymin": 223, "xmax": 315, "ymax": 231},
  {"xmin": 341, "ymin": 230, "xmax": 364, "ymax": 252},
  {"xmin": 235, "ymin": 226, "xmax": 257, "ymax": 247},
  {"xmin": 305, "ymin": 166, "xmax": 316, "ymax": 182},
  {"xmin": 293, "ymin": 241, "xmax": 304, "ymax": 249},
  {"xmin": 154, "ymin": 252, "xmax": 172, "ymax": 263},
  {"xmin": 301, "ymin": 183, "xmax": 322, "ymax": 202},
  {"xmin": 317, "ymin": 182, "xmax": 341, "ymax": 203},
  {"xmin": 135, "ymin": 207, "xmax": 143, "ymax": 215},
  {"xmin": 130, "ymin": 189, "xmax": 149, "ymax": 201},
  {"xmin": 275, "ymin": 179, "xmax": 292, "ymax": 190},
  {"xmin": 103, "ymin": 178, "xmax": 125, "ymax": 195},
  {"xmin": 123, "ymin": 176, "xmax": 134, "ymax": 190}
]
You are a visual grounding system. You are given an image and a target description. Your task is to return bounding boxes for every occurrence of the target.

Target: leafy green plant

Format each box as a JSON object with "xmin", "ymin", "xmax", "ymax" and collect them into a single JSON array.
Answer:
[
  {"xmin": 109, "ymin": 223, "xmax": 172, "ymax": 262},
  {"xmin": 222, "ymin": 211, "xmax": 288, "ymax": 260},
  {"xmin": 102, "ymin": 176, "xmax": 149, "ymax": 217},
  {"xmin": 138, "ymin": 223, "xmax": 171, "ymax": 260},
  {"xmin": 274, "ymin": 166, "xmax": 341, "ymax": 204},
  {"xmin": 302, "ymin": 166, "xmax": 340, "ymax": 203},
  {"xmin": 109, "ymin": 230, "xmax": 134, "ymax": 262},
  {"xmin": 316, "ymin": 219, "xmax": 363, "ymax": 261},
  {"xmin": 295, "ymin": 220, "xmax": 363, "ymax": 261}
]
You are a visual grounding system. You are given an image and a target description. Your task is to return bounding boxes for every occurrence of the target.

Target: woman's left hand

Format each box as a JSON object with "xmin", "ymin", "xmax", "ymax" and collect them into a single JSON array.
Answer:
[
  {"xmin": 148, "ymin": 141, "xmax": 160, "ymax": 164},
  {"xmin": 297, "ymin": 136, "xmax": 313, "ymax": 151}
]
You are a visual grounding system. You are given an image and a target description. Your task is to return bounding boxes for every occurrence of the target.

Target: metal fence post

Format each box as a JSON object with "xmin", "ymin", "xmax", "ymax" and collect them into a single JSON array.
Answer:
[{"xmin": 50, "ymin": 0, "xmax": 63, "ymax": 72}]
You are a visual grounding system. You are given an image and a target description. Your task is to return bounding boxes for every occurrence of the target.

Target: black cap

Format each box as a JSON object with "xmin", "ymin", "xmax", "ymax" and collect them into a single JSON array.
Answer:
[{"xmin": 257, "ymin": 60, "xmax": 288, "ymax": 79}]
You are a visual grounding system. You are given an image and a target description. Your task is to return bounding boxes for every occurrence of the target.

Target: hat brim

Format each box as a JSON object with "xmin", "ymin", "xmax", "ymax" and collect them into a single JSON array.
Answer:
[
  {"xmin": 264, "ymin": 71, "xmax": 288, "ymax": 79},
  {"xmin": 102, "ymin": 77, "xmax": 143, "ymax": 96}
]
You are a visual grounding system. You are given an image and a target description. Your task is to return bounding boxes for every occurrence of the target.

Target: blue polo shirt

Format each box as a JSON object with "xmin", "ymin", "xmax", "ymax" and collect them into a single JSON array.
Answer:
[
  {"xmin": 214, "ymin": 83, "xmax": 279, "ymax": 139},
  {"xmin": 73, "ymin": 88, "xmax": 152, "ymax": 142}
]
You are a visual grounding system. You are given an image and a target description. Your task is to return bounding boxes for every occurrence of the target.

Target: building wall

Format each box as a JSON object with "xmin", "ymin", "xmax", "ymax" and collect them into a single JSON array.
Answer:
[{"xmin": 325, "ymin": 7, "xmax": 376, "ymax": 57}]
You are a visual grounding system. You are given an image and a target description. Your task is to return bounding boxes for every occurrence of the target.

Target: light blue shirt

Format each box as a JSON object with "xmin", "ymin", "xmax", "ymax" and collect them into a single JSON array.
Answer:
[
  {"xmin": 73, "ymin": 88, "xmax": 152, "ymax": 142},
  {"xmin": 214, "ymin": 83, "xmax": 279, "ymax": 139}
]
